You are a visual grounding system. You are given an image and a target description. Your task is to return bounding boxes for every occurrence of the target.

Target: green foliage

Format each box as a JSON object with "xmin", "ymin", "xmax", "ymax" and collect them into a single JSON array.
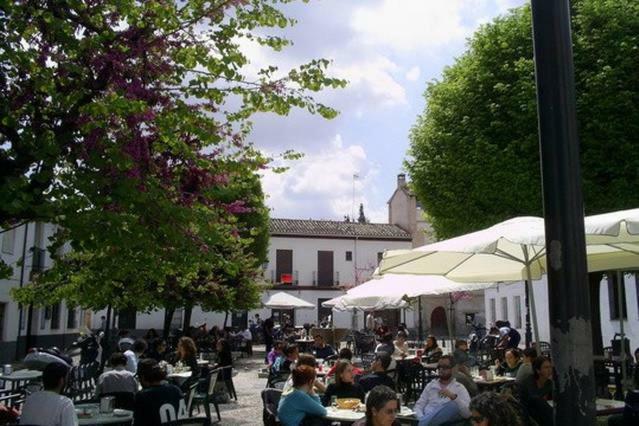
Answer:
[
  {"xmin": 408, "ymin": 0, "xmax": 639, "ymax": 238},
  {"xmin": 4, "ymin": 0, "xmax": 345, "ymax": 310}
]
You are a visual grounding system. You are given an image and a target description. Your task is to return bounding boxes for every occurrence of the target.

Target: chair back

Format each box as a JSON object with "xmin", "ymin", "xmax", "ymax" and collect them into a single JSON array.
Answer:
[
  {"xmin": 100, "ymin": 391, "xmax": 136, "ymax": 411},
  {"xmin": 207, "ymin": 368, "xmax": 221, "ymax": 396},
  {"xmin": 261, "ymin": 388, "xmax": 283, "ymax": 426},
  {"xmin": 360, "ymin": 352, "xmax": 377, "ymax": 370},
  {"xmin": 185, "ymin": 380, "xmax": 199, "ymax": 415}
]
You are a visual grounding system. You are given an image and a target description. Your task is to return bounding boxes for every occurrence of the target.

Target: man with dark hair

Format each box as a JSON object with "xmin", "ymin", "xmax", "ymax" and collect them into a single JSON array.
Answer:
[
  {"xmin": 516, "ymin": 347, "xmax": 538, "ymax": 384},
  {"xmin": 312, "ymin": 334, "xmax": 335, "ymax": 359},
  {"xmin": 96, "ymin": 352, "xmax": 138, "ymax": 396},
  {"xmin": 358, "ymin": 352, "xmax": 395, "ymax": 393},
  {"xmin": 20, "ymin": 362, "xmax": 78, "ymax": 426},
  {"xmin": 133, "ymin": 358, "xmax": 187, "ymax": 425},
  {"xmin": 327, "ymin": 348, "xmax": 363, "ymax": 377},
  {"xmin": 414, "ymin": 355, "xmax": 471, "ymax": 425},
  {"xmin": 124, "ymin": 338, "xmax": 147, "ymax": 373}
]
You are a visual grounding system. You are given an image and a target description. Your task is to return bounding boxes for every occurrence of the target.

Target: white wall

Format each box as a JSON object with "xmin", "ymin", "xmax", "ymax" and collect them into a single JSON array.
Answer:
[
  {"xmin": 484, "ymin": 273, "xmax": 639, "ymax": 351},
  {"xmin": 265, "ymin": 236, "xmax": 411, "ymax": 287}
]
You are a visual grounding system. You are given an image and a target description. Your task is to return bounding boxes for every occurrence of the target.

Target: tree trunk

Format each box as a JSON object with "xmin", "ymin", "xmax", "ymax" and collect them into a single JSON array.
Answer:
[
  {"xmin": 589, "ymin": 271, "xmax": 604, "ymax": 355},
  {"xmin": 163, "ymin": 307, "xmax": 175, "ymax": 340},
  {"xmin": 223, "ymin": 311, "xmax": 229, "ymax": 328},
  {"xmin": 183, "ymin": 305, "xmax": 193, "ymax": 331}
]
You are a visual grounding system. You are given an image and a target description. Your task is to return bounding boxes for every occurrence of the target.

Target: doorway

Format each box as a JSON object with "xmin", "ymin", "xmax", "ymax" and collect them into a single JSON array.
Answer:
[{"xmin": 430, "ymin": 306, "xmax": 448, "ymax": 337}]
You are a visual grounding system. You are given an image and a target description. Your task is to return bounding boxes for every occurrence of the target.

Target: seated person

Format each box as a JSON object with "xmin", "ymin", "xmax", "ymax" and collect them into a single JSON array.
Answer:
[
  {"xmin": 496, "ymin": 348, "xmax": 522, "ymax": 378},
  {"xmin": 282, "ymin": 353, "xmax": 326, "ymax": 394},
  {"xmin": 118, "ymin": 330, "xmax": 135, "ymax": 352},
  {"xmin": 516, "ymin": 348, "xmax": 537, "ymax": 384},
  {"xmin": 358, "ymin": 352, "xmax": 396, "ymax": 393},
  {"xmin": 353, "ymin": 385, "xmax": 400, "ymax": 426},
  {"xmin": 469, "ymin": 392, "xmax": 525, "ymax": 426},
  {"xmin": 452, "ymin": 339, "xmax": 470, "ymax": 368},
  {"xmin": 124, "ymin": 338, "xmax": 147, "ymax": 373},
  {"xmin": 267, "ymin": 341, "xmax": 285, "ymax": 367},
  {"xmin": 173, "ymin": 336, "xmax": 202, "ymax": 391},
  {"xmin": 312, "ymin": 334, "xmax": 336, "ymax": 359},
  {"xmin": 146, "ymin": 338, "xmax": 169, "ymax": 362},
  {"xmin": 272, "ymin": 344, "xmax": 299, "ymax": 374},
  {"xmin": 277, "ymin": 365, "xmax": 327, "ymax": 426},
  {"xmin": 327, "ymin": 347, "xmax": 364, "ymax": 377},
  {"xmin": 133, "ymin": 359, "xmax": 187, "ymax": 425},
  {"xmin": 423, "ymin": 335, "xmax": 443, "ymax": 362},
  {"xmin": 322, "ymin": 360, "xmax": 365, "ymax": 406},
  {"xmin": 519, "ymin": 356, "xmax": 553, "ymax": 426},
  {"xmin": 394, "ymin": 331, "xmax": 410, "ymax": 357},
  {"xmin": 20, "ymin": 362, "xmax": 78, "ymax": 426},
  {"xmin": 451, "ymin": 346, "xmax": 478, "ymax": 398},
  {"xmin": 376, "ymin": 332, "xmax": 396, "ymax": 356},
  {"xmin": 414, "ymin": 355, "xmax": 471, "ymax": 426},
  {"xmin": 214, "ymin": 338, "xmax": 233, "ymax": 381},
  {"xmin": 96, "ymin": 352, "xmax": 138, "ymax": 396}
]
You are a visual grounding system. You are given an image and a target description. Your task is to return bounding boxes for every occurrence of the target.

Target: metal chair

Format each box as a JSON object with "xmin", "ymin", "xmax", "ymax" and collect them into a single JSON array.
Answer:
[{"xmin": 219, "ymin": 365, "xmax": 237, "ymax": 401}]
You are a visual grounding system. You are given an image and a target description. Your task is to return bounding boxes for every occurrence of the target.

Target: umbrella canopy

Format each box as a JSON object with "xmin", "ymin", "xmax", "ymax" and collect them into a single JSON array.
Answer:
[
  {"xmin": 263, "ymin": 292, "xmax": 314, "ymax": 309},
  {"xmin": 584, "ymin": 208, "xmax": 639, "ymax": 244},
  {"xmin": 378, "ymin": 216, "xmax": 547, "ymax": 282},
  {"xmin": 324, "ymin": 274, "xmax": 495, "ymax": 312}
]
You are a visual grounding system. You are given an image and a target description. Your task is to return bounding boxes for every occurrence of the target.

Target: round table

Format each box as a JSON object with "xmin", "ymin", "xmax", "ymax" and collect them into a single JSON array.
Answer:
[
  {"xmin": 167, "ymin": 370, "xmax": 193, "ymax": 386},
  {"xmin": 0, "ymin": 369, "xmax": 42, "ymax": 390},
  {"xmin": 75, "ymin": 404, "xmax": 133, "ymax": 425}
]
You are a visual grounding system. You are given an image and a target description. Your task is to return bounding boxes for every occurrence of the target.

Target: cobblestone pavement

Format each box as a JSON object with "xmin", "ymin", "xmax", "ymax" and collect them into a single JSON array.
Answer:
[{"xmin": 211, "ymin": 348, "xmax": 267, "ymax": 425}]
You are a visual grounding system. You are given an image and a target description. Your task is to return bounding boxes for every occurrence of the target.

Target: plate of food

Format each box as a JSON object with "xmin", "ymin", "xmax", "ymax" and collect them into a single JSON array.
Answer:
[{"xmin": 336, "ymin": 398, "xmax": 361, "ymax": 410}]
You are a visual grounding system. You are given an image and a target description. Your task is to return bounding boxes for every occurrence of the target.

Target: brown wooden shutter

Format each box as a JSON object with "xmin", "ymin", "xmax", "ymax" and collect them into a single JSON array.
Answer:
[
  {"xmin": 317, "ymin": 251, "xmax": 334, "ymax": 286},
  {"xmin": 276, "ymin": 249, "xmax": 293, "ymax": 283}
]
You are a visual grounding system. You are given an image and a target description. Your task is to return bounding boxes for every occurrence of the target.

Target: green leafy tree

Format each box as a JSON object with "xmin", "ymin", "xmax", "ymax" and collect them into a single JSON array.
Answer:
[
  {"xmin": 4, "ymin": 0, "xmax": 345, "ymax": 313},
  {"xmin": 408, "ymin": 0, "xmax": 639, "ymax": 238}
]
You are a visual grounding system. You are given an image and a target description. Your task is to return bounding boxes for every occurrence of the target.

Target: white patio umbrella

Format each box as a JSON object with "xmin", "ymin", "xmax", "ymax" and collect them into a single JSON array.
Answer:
[
  {"xmin": 378, "ymin": 216, "xmax": 547, "ymax": 344},
  {"xmin": 322, "ymin": 293, "xmax": 409, "ymax": 312},
  {"xmin": 263, "ymin": 292, "xmax": 314, "ymax": 309}
]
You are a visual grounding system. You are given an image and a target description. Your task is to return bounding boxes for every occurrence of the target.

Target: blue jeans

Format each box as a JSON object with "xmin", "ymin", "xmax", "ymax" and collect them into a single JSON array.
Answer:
[{"xmin": 418, "ymin": 400, "xmax": 463, "ymax": 426}]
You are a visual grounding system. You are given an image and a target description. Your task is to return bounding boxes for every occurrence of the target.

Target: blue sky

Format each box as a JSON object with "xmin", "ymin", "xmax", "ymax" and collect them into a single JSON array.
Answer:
[{"xmin": 249, "ymin": 0, "xmax": 526, "ymax": 222}]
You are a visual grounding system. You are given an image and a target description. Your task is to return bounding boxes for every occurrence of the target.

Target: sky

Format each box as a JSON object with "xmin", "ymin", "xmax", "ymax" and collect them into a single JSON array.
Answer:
[{"xmin": 248, "ymin": 0, "xmax": 526, "ymax": 223}]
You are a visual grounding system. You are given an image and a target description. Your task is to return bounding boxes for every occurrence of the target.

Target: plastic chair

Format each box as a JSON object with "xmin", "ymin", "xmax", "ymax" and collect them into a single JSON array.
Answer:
[
  {"xmin": 189, "ymin": 367, "xmax": 221, "ymax": 423},
  {"xmin": 261, "ymin": 388, "xmax": 282, "ymax": 426},
  {"xmin": 219, "ymin": 365, "xmax": 237, "ymax": 401}
]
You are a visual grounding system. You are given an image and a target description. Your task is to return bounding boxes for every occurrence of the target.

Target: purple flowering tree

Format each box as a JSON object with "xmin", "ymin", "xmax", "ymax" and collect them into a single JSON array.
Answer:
[{"xmin": 5, "ymin": 0, "xmax": 345, "ymax": 314}]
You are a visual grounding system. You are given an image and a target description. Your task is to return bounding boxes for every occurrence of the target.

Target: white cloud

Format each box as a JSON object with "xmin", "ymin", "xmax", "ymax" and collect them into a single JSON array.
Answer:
[
  {"xmin": 405, "ymin": 66, "xmax": 421, "ymax": 82},
  {"xmin": 351, "ymin": 0, "xmax": 470, "ymax": 52},
  {"xmin": 261, "ymin": 135, "xmax": 380, "ymax": 220}
]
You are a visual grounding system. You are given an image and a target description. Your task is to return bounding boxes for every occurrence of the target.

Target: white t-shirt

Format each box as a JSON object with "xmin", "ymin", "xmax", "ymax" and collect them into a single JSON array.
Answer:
[
  {"xmin": 414, "ymin": 378, "xmax": 471, "ymax": 420},
  {"xmin": 20, "ymin": 390, "xmax": 79, "ymax": 426},
  {"xmin": 499, "ymin": 326, "xmax": 511, "ymax": 337},
  {"xmin": 124, "ymin": 349, "xmax": 139, "ymax": 373}
]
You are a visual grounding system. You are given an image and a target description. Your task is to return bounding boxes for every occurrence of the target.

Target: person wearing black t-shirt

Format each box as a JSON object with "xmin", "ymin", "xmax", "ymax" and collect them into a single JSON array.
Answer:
[
  {"xmin": 322, "ymin": 360, "xmax": 365, "ymax": 406},
  {"xmin": 133, "ymin": 359, "xmax": 188, "ymax": 426},
  {"xmin": 358, "ymin": 352, "xmax": 396, "ymax": 393}
]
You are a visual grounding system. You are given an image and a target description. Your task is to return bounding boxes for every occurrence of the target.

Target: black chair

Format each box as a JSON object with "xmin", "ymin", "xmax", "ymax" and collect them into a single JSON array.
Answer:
[
  {"xmin": 64, "ymin": 362, "xmax": 100, "ymax": 402},
  {"xmin": 189, "ymin": 367, "xmax": 221, "ymax": 423},
  {"xmin": 262, "ymin": 388, "xmax": 282, "ymax": 426},
  {"xmin": 403, "ymin": 363, "xmax": 437, "ymax": 404},
  {"xmin": 360, "ymin": 352, "xmax": 377, "ymax": 370},
  {"xmin": 165, "ymin": 418, "xmax": 208, "ymax": 425},
  {"xmin": 219, "ymin": 365, "xmax": 237, "ymax": 401}
]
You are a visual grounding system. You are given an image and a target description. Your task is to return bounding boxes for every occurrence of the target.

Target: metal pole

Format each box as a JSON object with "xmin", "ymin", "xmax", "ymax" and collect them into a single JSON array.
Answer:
[
  {"xmin": 417, "ymin": 296, "xmax": 423, "ymax": 341},
  {"xmin": 523, "ymin": 247, "xmax": 540, "ymax": 348},
  {"xmin": 616, "ymin": 271, "xmax": 626, "ymax": 395},
  {"xmin": 531, "ymin": 0, "xmax": 595, "ymax": 423},
  {"xmin": 14, "ymin": 223, "xmax": 29, "ymax": 360},
  {"xmin": 524, "ymin": 278, "xmax": 532, "ymax": 347}
]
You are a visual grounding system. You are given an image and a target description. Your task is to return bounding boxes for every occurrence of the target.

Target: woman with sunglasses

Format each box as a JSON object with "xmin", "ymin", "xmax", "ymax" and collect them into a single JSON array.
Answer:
[
  {"xmin": 468, "ymin": 392, "xmax": 523, "ymax": 426},
  {"xmin": 353, "ymin": 385, "xmax": 400, "ymax": 426}
]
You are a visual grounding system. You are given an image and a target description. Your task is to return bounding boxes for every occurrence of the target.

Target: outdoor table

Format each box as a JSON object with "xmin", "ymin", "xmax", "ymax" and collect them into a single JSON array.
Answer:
[
  {"xmin": 548, "ymin": 399, "xmax": 625, "ymax": 416},
  {"xmin": 325, "ymin": 406, "xmax": 415, "ymax": 424},
  {"xmin": 394, "ymin": 355, "xmax": 417, "ymax": 362},
  {"xmin": 0, "ymin": 369, "xmax": 42, "ymax": 391},
  {"xmin": 167, "ymin": 370, "xmax": 193, "ymax": 386},
  {"xmin": 473, "ymin": 375, "xmax": 515, "ymax": 390},
  {"xmin": 196, "ymin": 359, "xmax": 209, "ymax": 367},
  {"xmin": 75, "ymin": 403, "xmax": 133, "ymax": 425}
]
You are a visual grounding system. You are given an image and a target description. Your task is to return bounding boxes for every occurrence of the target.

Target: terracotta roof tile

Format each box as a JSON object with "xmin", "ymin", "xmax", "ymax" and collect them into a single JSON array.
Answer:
[{"xmin": 269, "ymin": 218, "xmax": 411, "ymax": 240}]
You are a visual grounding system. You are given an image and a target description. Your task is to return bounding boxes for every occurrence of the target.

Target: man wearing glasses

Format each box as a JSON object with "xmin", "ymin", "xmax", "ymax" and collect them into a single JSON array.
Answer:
[{"xmin": 414, "ymin": 355, "xmax": 471, "ymax": 425}]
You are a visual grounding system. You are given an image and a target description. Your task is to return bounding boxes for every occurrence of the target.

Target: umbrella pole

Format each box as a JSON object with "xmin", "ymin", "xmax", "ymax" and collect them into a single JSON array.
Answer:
[
  {"xmin": 616, "ymin": 271, "xmax": 627, "ymax": 395},
  {"xmin": 523, "ymin": 247, "xmax": 540, "ymax": 348}
]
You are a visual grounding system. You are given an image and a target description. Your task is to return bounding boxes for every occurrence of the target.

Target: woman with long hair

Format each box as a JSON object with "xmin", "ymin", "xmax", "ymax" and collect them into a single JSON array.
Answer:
[
  {"xmin": 277, "ymin": 365, "xmax": 327, "ymax": 426},
  {"xmin": 321, "ymin": 360, "xmax": 365, "ymax": 406},
  {"xmin": 520, "ymin": 356, "xmax": 553, "ymax": 425},
  {"xmin": 353, "ymin": 385, "xmax": 399, "ymax": 426},
  {"xmin": 175, "ymin": 336, "xmax": 201, "ymax": 391},
  {"xmin": 468, "ymin": 392, "xmax": 523, "ymax": 426},
  {"xmin": 423, "ymin": 335, "xmax": 443, "ymax": 361}
]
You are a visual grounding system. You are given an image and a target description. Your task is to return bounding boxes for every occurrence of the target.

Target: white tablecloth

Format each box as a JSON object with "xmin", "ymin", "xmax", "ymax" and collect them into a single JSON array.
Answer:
[{"xmin": 75, "ymin": 404, "xmax": 133, "ymax": 425}]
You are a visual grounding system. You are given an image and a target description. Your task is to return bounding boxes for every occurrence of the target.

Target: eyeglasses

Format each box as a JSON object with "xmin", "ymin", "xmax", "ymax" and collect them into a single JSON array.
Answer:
[{"xmin": 470, "ymin": 415, "xmax": 485, "ymax": 423}]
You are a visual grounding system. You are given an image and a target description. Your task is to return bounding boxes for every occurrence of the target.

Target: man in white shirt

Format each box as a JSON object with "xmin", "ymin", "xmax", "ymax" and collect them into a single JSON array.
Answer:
[
  {"xmin": 96, "ymin": 352, "xmax": 138, "ymax": 396},
  {"xmin": 366, "ymin": 313, "xmax": 374, "ymax": 331},
  {"xmin": 414, "ymin": 355, "xmax": 471, "ymax": 426},
  {"xmin": 124, "ymin": 339, "xmax": 148, "ymax": 373},
  {"xmin": 20, "ymin": 362, "xmax": 78, "ymax": 426}
]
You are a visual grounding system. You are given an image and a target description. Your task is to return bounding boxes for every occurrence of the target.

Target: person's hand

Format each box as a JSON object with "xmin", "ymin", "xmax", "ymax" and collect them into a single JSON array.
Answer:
[
  {"xmin": 495, "ymin": 359, "xmax": 501, "ymax": 368},
  {"xmin": 439, "ymin": 389, "xmax": 457, "ymax": 400}
]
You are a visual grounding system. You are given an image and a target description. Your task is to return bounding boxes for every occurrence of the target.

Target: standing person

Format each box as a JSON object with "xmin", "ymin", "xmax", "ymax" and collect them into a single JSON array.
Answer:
[
  {"xmin": 20, "ymin": 363, "xmax": 78, "ymax": 426},
  {"xmin": 133, "ymin": 359, "xmax": 187, "ymax": 425},
  {"xmin": 240, "ymin": 326, "xmax": 253, "ymax": 356},
  {"xmin": 414, "ymin": 355, "xmax": 471, "ymax": 425},
  {"xmin": 263, "ymin": 317, "xmax": 275, "ymax": 363},
  {"xmin": 366, "ymin": 313, "xmax": 375, "ymax": 332},
  {"xmin": 321, "ymin": 360, "xmax": 365, "ymax": 405},
  {"xmin": 468, "ymin": 392, "xmax": 524, "ymax": 426},
  {"xmin": 277, "ymin": 365, "xmax": 327, "ymax": 426},
  {"xmin": 352, "ymin": 385, "xmax": 400, "ymax": 426},
  {"xmin": 124, "ymin": 339, "xmax": 147, "ymax": 374},
  {"xmin": 96, "ymin": 352, "xmax": 138, "ymax": 396}
]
